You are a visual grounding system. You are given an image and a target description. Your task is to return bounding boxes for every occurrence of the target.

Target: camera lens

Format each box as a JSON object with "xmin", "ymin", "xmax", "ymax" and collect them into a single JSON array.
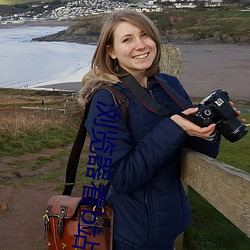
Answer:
[
  {"xmin": 217, "ymin": 118, "xmax": 248, "ymax": 142},
  {"xmin": 227, "ymin": 123, "xmax": 248, "ymax": 142}
]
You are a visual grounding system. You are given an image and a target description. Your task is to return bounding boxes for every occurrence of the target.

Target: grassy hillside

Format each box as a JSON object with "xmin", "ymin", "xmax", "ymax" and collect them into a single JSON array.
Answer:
[
  {"xmin": 42, "ymin": 10, "xmax": 250, "ymax": 44},
  {"xmin": 145, "ymin": 11, "xmax": 250, "ymax": 42},
  {"xmin": 0, "ymin": 88, "xmax": 81, "ymax": 156}
]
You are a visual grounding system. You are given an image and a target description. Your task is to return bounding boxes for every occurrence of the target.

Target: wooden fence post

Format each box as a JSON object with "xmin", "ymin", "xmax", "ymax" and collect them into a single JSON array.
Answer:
[
  {"xmin": 160, "ymin": 45, "xmax": 182, "ymax": 79},
  {"xmin": 161, "ymin": 44, "xmax": 184, "ymax": 250}
]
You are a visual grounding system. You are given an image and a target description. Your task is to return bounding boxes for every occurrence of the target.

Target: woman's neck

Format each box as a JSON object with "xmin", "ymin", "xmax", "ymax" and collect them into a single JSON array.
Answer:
[
  {"xmin": 119, "ymin": 66, "xmax": 148, "ymax": 88},
  {"xmin": 133, "ymin": 74, "xmax": 148, "ymax": 88}
]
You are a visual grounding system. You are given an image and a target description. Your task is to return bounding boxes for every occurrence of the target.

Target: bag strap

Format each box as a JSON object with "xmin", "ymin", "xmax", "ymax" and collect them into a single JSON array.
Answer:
[{"xmin": 62, "ymin": 86, "xmax": 129, "ymax": 195}]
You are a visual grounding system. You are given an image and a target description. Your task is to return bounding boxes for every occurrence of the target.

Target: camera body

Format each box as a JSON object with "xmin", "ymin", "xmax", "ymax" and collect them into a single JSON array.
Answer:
[{"xmin": 187, "ymin": 89, "xmax": 248, "ymax": 142}]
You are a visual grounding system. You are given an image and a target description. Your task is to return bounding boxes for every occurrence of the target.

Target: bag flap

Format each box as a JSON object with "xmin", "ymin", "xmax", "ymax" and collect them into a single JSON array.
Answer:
[{"xmin": 46, "ymin": 195, "xmax": 82, "ymax": 218}]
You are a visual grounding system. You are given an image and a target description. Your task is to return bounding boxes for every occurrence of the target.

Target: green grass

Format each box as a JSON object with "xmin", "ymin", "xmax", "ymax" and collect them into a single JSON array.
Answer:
[
  {"xmin": 170, "ymin": 9, "xmax": 250, "ymax": 18},
  {"xmin": 31, "ymin": 147, "xmax": 103, "ymax": 188},
  {"xmin": 0, "ymin": 88, "xmax": 81, "ymax": 157},
  {"xmin": 0, "ymin": 87, "xmax": 66, "ymax": 96},
  {"xmin": 0, "ymin": 126, "xmax": 77, "ymax": 157},
  {"xmin": 203, "ymin": 17, "xmax": 250, "ymax": 34},
  {"xmin": 12, "ymin": 153, "xmax": 67, "ymax": 170},
  {"xmin": 184, "ymin": 189, "xmax": 250, "ymax": 250},
  {"xmin": 172, "ymin": 16, "xmax": 250, "ymax": 39},
  {"xmin": 217, "ymin": 113, "xmax": 250, "ymax": 172},
  {"xmin": 217, "ymin": 135, "xmax": 250, "ymax": 172},
  {"xmin": 34, "ymin": 164, "xmax": 67, "ymax": 182}
]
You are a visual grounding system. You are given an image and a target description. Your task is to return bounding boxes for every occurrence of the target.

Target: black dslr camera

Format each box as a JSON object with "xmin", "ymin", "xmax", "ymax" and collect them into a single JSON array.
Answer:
[{"xmin": 182, "ymin": 89, "xmax": 248, "ymax": 142}]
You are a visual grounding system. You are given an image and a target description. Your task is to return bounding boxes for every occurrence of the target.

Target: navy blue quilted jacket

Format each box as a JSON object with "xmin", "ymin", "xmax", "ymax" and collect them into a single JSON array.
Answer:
[{"xmin": 84, "ymin": 73, "xmax": 220, "ymax": 249}]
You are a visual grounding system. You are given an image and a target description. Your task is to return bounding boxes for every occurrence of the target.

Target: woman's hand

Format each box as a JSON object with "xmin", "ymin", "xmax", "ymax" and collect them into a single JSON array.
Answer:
[
  {"xmin": 171, "ymin": 107, "xmax": 216, "ymax": 139},
  {"xmin": 230, "ymin": 101, "xmax": 246, "ymax": 123}
]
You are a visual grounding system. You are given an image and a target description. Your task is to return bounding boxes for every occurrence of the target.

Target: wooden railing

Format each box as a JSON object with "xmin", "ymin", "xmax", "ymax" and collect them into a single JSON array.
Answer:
[
  {"xmin": 174, "ymin": 149, "xmax": 250, "ymax": 250},
  {"xmin": 158, "ymin": 44, "xmax": 250, "ymax": 249},
  {"xmin": 21, "ymin": 103, "xmax": 81, "ymax": 116}
]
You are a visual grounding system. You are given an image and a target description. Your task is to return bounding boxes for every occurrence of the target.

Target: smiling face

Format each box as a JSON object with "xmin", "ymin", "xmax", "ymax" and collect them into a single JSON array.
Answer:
[{"xmin": 107, "ymin": 21, "xmax": 157, "ymax": 79}]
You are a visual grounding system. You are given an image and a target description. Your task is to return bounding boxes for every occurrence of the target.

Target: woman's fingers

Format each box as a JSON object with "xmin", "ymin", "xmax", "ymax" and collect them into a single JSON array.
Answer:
[
  {"xmin": 182, "ymin": 107, "xmax": 199, "ymax": 116},
  {"xmin": 171, "ymin": 112, "xmax": 216, "ymax": 139}
]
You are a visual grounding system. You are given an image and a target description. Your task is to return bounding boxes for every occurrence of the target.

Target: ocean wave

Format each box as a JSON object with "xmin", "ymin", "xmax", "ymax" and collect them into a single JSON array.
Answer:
[{"xmin": 0, "ymin": 25, "xmax": 96, "ymax": 89}]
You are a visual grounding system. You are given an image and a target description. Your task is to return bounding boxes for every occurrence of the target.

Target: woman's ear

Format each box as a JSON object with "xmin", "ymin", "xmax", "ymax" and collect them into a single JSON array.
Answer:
[{"xmin": 106, "ymin": 45, "xmax": 116, "ymax": 59}]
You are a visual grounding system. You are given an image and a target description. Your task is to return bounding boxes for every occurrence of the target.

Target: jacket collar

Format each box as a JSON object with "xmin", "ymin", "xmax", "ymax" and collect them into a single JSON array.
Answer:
[{"xmin": 78, "ymin": 68, "xmax": 159, "ymax": 107}]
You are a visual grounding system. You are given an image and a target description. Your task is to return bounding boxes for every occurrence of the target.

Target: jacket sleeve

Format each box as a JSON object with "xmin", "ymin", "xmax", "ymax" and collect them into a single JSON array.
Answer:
[
  {"xmin": 184, "ymin": 133, "xmax": 221, "ymax": 158},
  {"xmin": 85, "ymin": 89, "xmax": 188, "ymax": 194}
]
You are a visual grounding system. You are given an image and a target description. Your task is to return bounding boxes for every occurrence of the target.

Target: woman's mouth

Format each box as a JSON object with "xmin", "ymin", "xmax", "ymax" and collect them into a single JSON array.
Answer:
[{"xmin": 133, "ymin": 53, "xmax": 149, "ymax": 59}]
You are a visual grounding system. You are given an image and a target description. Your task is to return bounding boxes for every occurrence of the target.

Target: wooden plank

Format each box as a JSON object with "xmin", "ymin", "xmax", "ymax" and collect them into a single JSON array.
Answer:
[
  {"xmin": 181, "ymin": 149, "xmax": 250, "ymax": 237},
  {"xmin": 174, "ymin": 232, "xmax": 184, "ymax": 250},
  {"xmin": 21, "ymin": 106, "xmax": 66, "ymax": 112}
]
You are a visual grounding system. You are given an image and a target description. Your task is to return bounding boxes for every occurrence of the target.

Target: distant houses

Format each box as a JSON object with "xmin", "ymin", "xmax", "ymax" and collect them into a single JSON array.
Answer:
[
  {"xmin": 0, "ymin": 0, "xmax": 224, "ymax": 25},
  {"xmin": 205, "ymin": 0, "xmax": 223, "ymax": 8}
]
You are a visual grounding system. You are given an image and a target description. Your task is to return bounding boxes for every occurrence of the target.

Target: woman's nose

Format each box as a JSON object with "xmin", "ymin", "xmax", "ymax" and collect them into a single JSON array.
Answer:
[{"xmin": 134, "ymin": 37, "xmax": 146, "ymax": 50}]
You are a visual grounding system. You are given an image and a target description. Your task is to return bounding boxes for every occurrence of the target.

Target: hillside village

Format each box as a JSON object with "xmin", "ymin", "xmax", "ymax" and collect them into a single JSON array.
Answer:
[{"xmin": 0, "ymin": 0, "xmax": 224, "ymax": 25}]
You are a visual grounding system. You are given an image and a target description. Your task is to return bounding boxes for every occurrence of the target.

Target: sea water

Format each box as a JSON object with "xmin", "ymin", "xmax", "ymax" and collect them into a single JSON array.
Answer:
[
  {"xmin": 0, "ymin": 25, "xmax": 95, "ymax": 89},
  {"xmin": 0, "ymin": 25, "xmax": 249, "ymax": 101}
]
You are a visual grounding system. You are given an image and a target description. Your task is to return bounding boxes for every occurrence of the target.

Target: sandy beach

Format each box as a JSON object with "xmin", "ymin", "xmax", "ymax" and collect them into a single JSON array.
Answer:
[
  {"xmin": 37, "ymin": 43, "xmax": 250, "ymax": 102},
  {"xmin": 177, "ymin": 44, "xmax": 250, "ymax": 102},
  {"xmin": 0, "ymin": 20, "xmax": 75, "ymax": 29}
]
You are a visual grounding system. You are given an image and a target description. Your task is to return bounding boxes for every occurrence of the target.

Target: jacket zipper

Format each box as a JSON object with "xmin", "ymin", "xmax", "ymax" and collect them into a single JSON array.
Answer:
[
  {"xmin": 145, "ymin": 184, "xmax": 154, "ymax": 243},
  {"xmin": 144, "ymin": 188, "xmax": 148, "ymax": 203},
  {"xmin": 149, "ymin": 89, "xmax": 155, "ymax": 101},
  {"xmin": 149, "ymin": 89, "xmax": 166, "ymax": 120}
]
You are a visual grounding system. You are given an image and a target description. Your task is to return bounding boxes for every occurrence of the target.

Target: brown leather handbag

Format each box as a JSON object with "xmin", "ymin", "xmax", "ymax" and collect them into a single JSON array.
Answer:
[
  {"xmin": 43, "ymin": 114, "xmax": 114, "ymax": 250},
  {"xmin": 43, "ymin": 86, "xmax": 129, "ymax": 249},
  {"xmin": 43, "ymin": 195, "xmax": 113, "ymax": 249}
]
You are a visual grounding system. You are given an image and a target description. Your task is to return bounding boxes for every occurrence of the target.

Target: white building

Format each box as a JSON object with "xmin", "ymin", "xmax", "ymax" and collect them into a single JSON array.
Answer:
[{"xmin": 174, "ymin": 3, "xmax": 197, "ymax": 9}]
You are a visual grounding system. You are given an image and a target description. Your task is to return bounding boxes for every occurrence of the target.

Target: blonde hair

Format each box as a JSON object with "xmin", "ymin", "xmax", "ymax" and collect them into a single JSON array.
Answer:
[{"xmin": 92, "ymin": 10, "xmax": 161, "ymax": 77}]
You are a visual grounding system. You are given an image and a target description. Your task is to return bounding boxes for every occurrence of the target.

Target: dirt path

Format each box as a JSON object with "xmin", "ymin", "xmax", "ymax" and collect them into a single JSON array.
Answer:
[
  {"xmin": 0, "ymin": 185, "xmax": 55, "ymax": 250},
  {"xmin": 0, "ymin": 144, "xmax": 84, "ymax": 250}
]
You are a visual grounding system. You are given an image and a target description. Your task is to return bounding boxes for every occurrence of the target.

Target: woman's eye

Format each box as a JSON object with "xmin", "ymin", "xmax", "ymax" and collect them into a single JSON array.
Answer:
[{"xmin": 122, "ymin": 38, "xmax": 132, "ymax": 43}]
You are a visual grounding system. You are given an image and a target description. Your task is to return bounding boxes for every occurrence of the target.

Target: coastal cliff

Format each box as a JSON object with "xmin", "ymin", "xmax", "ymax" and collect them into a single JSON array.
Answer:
[{"xmin": 33, "ymin": 12, "xmax": 250, "ymax": 45}]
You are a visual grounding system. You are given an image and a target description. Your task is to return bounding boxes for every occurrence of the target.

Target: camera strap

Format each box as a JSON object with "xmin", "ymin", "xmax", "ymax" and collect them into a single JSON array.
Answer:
[
  {"xmin": 119, "ymin": 71, "xmax": 170, "ymax": 115},
  {"xmin": 119, "ymin": 68, "xmax": 193, "ymax": 115},
  {"xmin": 154, "ymin": 75, "xmax": 194, "ymax": 110}
]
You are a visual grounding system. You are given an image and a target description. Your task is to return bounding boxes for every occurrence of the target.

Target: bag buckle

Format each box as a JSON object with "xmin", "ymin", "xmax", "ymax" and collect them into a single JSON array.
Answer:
[
  {"xmin": 57, "ymin": 206, "xmax": 66, "ymax": 238},
  {"xmin": 43, "ymin": 207, "xmax": 50, "ymax": 233}
]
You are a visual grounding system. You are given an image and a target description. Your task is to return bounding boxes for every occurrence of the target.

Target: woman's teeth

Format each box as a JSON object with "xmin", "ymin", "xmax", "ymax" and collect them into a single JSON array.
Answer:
[{"xmin": 134, "ymin": 53, "xmax": 148, "ymax": 59}]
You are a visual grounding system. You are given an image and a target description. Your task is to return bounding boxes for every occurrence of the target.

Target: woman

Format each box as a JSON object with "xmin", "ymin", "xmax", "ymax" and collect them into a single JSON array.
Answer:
[{"xmin": 79, "ymin": 10, "xmax": 221, "ymax": 250}]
